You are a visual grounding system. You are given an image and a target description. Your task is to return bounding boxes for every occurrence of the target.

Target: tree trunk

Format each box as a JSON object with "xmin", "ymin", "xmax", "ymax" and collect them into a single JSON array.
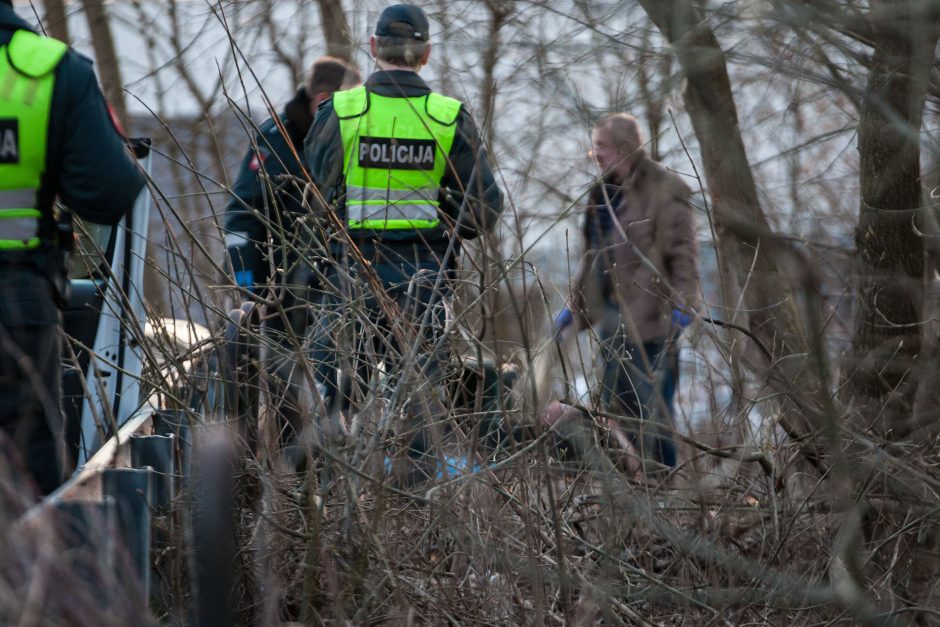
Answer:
[
  {"xmin": 848, "ymin": 0, "xmax": 940, "ymax": 431},
  {"xmin": 43, "ymin": 0, "xmax": 70, "ymax": 44},
  {"xmin": 479, "ymin": 1, "xmax": 511, "ymax": 141},
  {"xmin": 637, "ymin": 0, "xmax": 828, "ymax": 464},
  {"xmin": 637, "ymin": 29, "xmax": 672, "ymax": 162},
  {"xmin": 638, "ymin": 0, "xmax": 807, "ymax": 348},
  {"xmin": 905, "ymin": 104, "xmax": 940, "ymax": 439},
  {"xmin": 316, "ymin": 0, "xmax": 354, "ymax": 62},
  {"xmin": 79, "ymin": 0, "xmax": 127, "ymax": 126}
]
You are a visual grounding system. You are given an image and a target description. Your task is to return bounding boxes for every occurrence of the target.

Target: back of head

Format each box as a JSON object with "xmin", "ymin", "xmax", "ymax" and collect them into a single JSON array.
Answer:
[
  {"xmin": 373, "ymin": 3, "xmax": 430, "ymax": 70},
  {"xmin": 305, "ymin": 56, "xmax": 361, "ymax": 99},
  {"xmin": 595, "ymin": 112, "xmax": 644, "ymax": 155}
]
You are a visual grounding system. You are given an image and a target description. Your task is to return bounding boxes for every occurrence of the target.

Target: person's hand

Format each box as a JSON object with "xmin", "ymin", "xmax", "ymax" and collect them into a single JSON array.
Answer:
[
  {"xmin": 670, "ymin": 308, "xmax": 693, "ymax": 329},
  {"xmin": 553, "ymin": 306, "xmax": 574, "ymax": 341}
]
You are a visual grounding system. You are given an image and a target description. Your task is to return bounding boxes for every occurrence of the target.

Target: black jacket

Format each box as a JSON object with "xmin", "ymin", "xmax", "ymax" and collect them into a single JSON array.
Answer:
[
  {"xmin": 224, "ymin": 88, "xmax": 314, "ymax": 289},
  {"xmin": 0, "ymin": 5, "xmax": 143, "ymax": 229},
  {"xmin": 0, "ymin": 5, "xmax": 145, "ymax": 325}
]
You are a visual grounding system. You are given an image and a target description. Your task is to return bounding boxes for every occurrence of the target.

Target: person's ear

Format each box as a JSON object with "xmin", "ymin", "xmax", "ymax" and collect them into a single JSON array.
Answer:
[
  {"xmin": 370, "ymin": 35, "xmax": 378, "ymax": 59},
  {"xmin": 419, "ymin": 42, "xmax": 431, "ymax": 67}
]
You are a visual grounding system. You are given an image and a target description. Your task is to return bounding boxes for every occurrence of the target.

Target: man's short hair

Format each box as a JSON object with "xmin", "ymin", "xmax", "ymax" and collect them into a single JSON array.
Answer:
[
  {"xmin": 594, "ymin": 113, "xmax": 644, "ymax": 152},
  {"xmin": 373, "ymin": 35, "xmax": 429, "ymax": 69},
  {"xmin": 304, "ymin": 56, "xmax": 361, "ymax": 98}
]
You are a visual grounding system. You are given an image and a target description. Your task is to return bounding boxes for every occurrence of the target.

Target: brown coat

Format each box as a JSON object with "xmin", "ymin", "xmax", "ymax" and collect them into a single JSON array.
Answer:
[{"xmin": 570, "ymin": 153, "xmax": 699, "ymax": 343}]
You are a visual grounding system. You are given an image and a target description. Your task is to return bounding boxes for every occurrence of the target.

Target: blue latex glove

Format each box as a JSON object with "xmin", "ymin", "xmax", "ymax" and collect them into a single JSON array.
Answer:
[
  {"xmin": 234, "ymin": 269, "xmax": 254, "ymax": 289},
  {"xmin": 670, "ymin": 308, "xmax": 693, "ymax": 329},
  {"xmin": 554, "ymin": 306, "xmax": 574, "ymax": 337}
]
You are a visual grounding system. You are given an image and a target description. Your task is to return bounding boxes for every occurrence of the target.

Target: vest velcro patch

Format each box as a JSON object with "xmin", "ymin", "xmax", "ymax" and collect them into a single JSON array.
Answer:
[
  {"xmin": 0, "ymin": 119, "xmax": 19, "ymax": 164},
  {"xmin": 358, "ymin": 136, "xmax": 435, "ymax": 170}
]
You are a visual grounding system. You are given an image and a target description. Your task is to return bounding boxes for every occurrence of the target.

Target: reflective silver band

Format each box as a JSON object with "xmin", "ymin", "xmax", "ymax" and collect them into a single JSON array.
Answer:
[
  {"xmin": 346, "ymin": 185, "xmax": 436, "ymax": 204},
  {"xmin": 0, "ymin": 216, "xmax": 40, "ymax": 241},
  {"xmin": 347, "ymin": 202, "xmax": 438, "ymax": 224},
  {"xmin": 0, "ymin": 188, "xmax": 37, "ymax": 210}
]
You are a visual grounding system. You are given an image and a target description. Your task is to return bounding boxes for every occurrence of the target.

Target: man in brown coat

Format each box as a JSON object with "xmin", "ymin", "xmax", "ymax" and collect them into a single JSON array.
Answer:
[{"xmin": 556, "ymin": 113, "xmax": 699, "ymax": 471}]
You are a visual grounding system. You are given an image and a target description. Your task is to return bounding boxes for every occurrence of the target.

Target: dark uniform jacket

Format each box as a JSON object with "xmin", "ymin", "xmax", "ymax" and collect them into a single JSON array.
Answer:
[
  {"xmin": 0, "ymin": 5, "xmax": 144, "ymax": 326},
  {"xmin": 224, "ymin": 88, "xmax": 315, "ymax": 291},
  {"xmin": 304, "ymin": 70, "xmax": 503, "ymax": 264}
]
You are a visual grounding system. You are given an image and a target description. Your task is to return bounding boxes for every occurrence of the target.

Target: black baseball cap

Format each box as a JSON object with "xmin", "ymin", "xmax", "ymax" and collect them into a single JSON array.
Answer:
[{"xmin": 374, "ymin": 4, "xmax": 430, "ymax": 41}]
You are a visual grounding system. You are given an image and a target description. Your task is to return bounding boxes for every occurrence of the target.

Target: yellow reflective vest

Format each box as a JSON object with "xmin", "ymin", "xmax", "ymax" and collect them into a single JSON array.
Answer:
[
  {"xmin": 334, "ymin": 85, "xmax": 461, "ymax": 232},
  {"xmin": 0, "ymin": 30, "xmax": 67, "ymax": 250}
]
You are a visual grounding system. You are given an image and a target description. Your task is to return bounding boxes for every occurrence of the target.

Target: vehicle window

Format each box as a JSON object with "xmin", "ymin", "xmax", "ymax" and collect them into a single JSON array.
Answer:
[{"xmin": 69, "ymin": 217, "xmax": 114, "ymax": 280}]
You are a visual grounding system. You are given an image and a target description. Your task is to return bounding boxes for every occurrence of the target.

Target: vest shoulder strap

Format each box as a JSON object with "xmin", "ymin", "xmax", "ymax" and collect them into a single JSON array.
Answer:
[
  {"xmin": 333, "ymin": 86, "xmax": 368, "ymax": 120},
  {"xmin": 426, "ymin": 92, "xmax": 461, "ymax": 126},
  {"xmin": 7, "ymin": 30, "xmax": 68, "ymax": 79}
]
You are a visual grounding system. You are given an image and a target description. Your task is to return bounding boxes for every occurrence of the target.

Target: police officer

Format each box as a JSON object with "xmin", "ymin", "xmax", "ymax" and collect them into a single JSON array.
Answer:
[
  {"xmin": 224, "ymin": 57, "xmax": 360, "ymax": 447},
  {"xmin": 0, "ymin": 0, "xmax": 145, "ymax": 494},
  {"xmin": 305, "ymin": 4, "xmax": 503, "ymax": 480}
]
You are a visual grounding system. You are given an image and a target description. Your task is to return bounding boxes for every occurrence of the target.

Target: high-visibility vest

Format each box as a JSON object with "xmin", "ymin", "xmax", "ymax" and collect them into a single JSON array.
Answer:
[
  {"xmin": 333, "ymin": 85, "xmax": 461, "ymax": 231},
  {"xmin": 0, "ymin": 30, "xmax": 68, "ymax": 250}
]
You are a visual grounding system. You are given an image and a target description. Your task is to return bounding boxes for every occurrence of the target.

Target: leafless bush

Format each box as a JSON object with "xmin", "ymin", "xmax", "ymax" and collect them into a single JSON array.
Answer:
[{"xmin": 9, "ymin": 0, "xmax": 940, "ymax": 623}]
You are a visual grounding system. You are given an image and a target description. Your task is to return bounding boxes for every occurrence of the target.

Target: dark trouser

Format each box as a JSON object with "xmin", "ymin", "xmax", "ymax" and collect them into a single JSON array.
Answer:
[
  {"xmin": 307, "ymin": 253, "xmax": 450, "ymax": 481},
  {"xmin": 260, "ymin": 263, "xmax": 337, "ymax": 447},
  {"xmin": 0, "ymin": 320, "xmax": 64, "ymax": 495},
  {"xmin": 599, "ymin": 330, "xmax": 679, "ymax": 469}
]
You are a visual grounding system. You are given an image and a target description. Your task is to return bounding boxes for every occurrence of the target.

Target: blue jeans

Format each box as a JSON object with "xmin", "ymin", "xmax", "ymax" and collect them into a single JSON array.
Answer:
[{"xmin": 599, "ymin": 331, "xmax": 679, "ymax": 469}]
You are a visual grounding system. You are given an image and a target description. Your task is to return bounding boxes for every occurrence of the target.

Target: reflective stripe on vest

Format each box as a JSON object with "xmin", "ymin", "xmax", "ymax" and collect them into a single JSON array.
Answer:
[
  {"xmin": 345, "ymin": 184, "xmax": 439, "ymax": 228},
  {"xmin": 0, "ymin": 188, "xmax": 37, "ymax": 209},
  {"xmin": 0, "ymin": 30, "xmax": 68, "ymax": 250},
  {"xmin": 0, "ymin": 209, "xmax": 41, "ymax": 249},
  {"xmin": 334, "ymin": 86, "xmax": 461, "ymax": 231}
]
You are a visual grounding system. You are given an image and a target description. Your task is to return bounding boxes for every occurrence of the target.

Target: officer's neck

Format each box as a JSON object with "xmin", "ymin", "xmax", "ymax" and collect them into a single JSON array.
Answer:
[{"xmin": 374, "ymin": 58, "xmax": 422, "ymax": 73}]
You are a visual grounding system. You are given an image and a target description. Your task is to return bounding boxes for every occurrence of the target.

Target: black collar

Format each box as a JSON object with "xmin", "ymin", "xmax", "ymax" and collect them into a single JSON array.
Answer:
[
  {"xmin": 283, "ymin": 87, "xmax": 313, "ymax": 148},
  {"xmin": 365, "ymin": 70, "xmax": 431, "ymax": 97}
]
